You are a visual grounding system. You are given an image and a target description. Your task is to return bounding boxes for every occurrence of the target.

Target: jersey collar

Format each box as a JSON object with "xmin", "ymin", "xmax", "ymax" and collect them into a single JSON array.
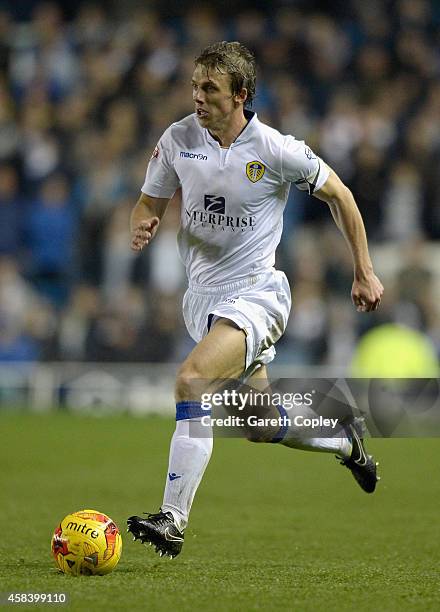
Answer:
[
  {"xmin": 202, "ymin": 110, "xmax": 258, "ymax": 147},
  {"xmin": 235, "ymin": 109, "xmax": 258, "ymax": 144}
]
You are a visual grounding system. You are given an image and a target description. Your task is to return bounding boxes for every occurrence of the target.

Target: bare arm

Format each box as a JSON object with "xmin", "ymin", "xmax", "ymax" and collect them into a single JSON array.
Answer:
[
  {"xmin": 314, "ymin": 168, "xmax": 384, "ymax": 312},
  {"xmin": 130, "ymin": 193, "xmax": 170, "ymax": 251}
]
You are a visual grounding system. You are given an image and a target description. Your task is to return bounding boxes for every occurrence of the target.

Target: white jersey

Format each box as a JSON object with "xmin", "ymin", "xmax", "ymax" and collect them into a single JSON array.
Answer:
[{"xmin": 141, "ymin": 111, "xmax": 329, "ymax": 286}]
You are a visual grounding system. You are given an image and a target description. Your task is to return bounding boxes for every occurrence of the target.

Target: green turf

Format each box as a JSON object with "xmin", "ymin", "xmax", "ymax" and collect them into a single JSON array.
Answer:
[{"xmin": 0, "ymin": 413, "xmax": 439, "ymax": 611}]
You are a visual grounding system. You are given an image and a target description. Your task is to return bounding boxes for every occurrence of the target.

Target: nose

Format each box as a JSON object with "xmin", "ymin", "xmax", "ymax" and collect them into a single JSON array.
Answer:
[{"xmin": 193, "ymin": 87, "xmax": 204, "ymax": 105}]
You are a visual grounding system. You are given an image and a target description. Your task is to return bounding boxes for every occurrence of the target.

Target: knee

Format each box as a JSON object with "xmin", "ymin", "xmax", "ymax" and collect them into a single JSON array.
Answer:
[{"xmin": 175, "ymin": 362, "xmax": 205, "ymax": 402}]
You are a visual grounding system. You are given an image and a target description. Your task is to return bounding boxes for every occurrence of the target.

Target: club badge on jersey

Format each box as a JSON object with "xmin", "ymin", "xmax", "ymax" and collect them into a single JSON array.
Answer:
[{"xmin": 246, "ymin": 161, "xmax": 265, "ymax": 183}]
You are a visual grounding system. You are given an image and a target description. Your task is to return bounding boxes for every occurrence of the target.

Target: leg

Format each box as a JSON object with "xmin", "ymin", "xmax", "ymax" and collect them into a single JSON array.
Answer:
[
  {"xmin": 127, "ymin": 319, "xmax": 249, "ymax": 558},
  {"xmin": 236, "ymin": 375, "xmax": 379, "ymax": 493},
  {"xmin": 222, "ymin": 370, "xmax": 352, "ymax": 452},
  {"xmin": 162, "ymin": 318, "xmax": 248, "ymax": 525},
  {"xmin": 175, "ymin": 317, "xmax": 248, "ymax": 398}
]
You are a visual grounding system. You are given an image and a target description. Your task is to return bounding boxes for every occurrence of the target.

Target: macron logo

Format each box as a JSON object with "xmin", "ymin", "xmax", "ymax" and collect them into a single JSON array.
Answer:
[
  {"xmin": 168, "ymin": 473, "xmax": 182, "ymax": 481},
  {"xmin": 180, "ymin": 151, "xmax": 207, "ymax": 160}
]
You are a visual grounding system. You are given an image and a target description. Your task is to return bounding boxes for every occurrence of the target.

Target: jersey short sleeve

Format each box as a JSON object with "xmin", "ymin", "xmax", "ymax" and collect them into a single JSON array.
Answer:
[
  {"xmin": 281, "ymin": 136, "xmax": 329, "ymax": 195},
  {"xmin": 141, "ymin": 126, "xmax": 180, "ymax": 199}
]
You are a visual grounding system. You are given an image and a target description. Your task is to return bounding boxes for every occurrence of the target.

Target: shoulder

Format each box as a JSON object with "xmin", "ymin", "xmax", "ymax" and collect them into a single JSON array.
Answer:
[
  {"xmin": 255, "ymin": 117, "xmax": 308, "ymax": 156},
  {"xmin": 169, "ymin": 113, "xmax": 198, "ymax": 131},
  {"xmin": 251, "ymin": 117, "xmax": 287, "ymax": 175},
  {"xmin": 166, "ymin": 114, "xmax": 202, "ymax": 147},
  {"xmin": 255, "ymin": 118, "xmax": 286, "ymax": 146}
]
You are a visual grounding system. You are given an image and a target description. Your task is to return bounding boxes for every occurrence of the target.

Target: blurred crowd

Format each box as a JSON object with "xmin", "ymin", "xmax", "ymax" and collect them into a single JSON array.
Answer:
[{"xmin": 0, "ymin": 0, "xmax": 439, "ymax": 366}]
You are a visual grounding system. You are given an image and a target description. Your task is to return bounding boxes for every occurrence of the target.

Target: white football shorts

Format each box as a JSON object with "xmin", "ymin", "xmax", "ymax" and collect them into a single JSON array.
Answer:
[{"xmin": 182, "ymin": 268, "xmax": 291, "ymax": 374}]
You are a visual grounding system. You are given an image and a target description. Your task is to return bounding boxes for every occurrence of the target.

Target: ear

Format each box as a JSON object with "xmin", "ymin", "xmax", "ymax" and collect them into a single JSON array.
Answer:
[{"xmin": 233, "ymin": 88, "xmax": 248, "ymax": 106}]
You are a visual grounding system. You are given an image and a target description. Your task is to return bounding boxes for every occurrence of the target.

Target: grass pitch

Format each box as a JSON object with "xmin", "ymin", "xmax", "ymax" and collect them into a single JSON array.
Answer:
[{"xmin": 0, "ymin": 413, "xmax": 439, "ymax": 611}]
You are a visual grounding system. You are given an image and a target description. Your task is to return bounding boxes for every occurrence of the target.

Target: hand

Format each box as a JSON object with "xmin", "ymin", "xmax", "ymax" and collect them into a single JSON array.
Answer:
[
  {"xmin": 351, "ymin": 272, "xmax": 384, "ymax": 312},
  {"xmin": 131, "ymin": 217, "xmax": 160, "ymax": 251}
]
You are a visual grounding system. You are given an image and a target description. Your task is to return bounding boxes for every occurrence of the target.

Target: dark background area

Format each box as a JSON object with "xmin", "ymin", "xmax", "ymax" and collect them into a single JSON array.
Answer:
[{"xmin": 0, "ymin": 0, "xmax": 439, "ymax": 367}]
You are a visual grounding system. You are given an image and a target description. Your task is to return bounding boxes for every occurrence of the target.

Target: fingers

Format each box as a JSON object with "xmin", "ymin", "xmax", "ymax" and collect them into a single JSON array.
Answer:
[
  {"xmin": 352, "ymin": 293, "xmax": 365, "ymax": 310},
  {"xmin": 363, "ymin": 299, "xmax": 380, "ymax": 313},
  {"xmin": 352, "ymin": 274, "xmax": 384, "ymax": 313},
  {"xmin": 131, "ymin": 218, "xmax": 159, "ymax": 251},
  {"xmin": 353, "ymin": 295, "xmax": 381, "ymax": 313},
  {"xmin": 354, "ymin": 298, "xmax": 368, "ymax": 313}
]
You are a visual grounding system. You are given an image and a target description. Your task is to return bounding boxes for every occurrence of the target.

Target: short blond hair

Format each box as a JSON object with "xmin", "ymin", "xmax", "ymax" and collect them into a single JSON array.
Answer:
[{"xmin": 195, "ymin": 41, "xmax": 256, "ymax": 107}]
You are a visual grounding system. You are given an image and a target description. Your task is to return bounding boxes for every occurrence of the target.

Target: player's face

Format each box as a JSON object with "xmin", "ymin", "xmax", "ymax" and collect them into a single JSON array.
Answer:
[{"xmin": 192, "ymin": 64, "xmax": 240, "ymax": 130}]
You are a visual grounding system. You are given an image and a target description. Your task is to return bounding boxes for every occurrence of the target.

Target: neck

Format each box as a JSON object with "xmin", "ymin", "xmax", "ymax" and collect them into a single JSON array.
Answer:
[{"xmin": 209, "ymin": 109, "xmax": 248, "ymax": 148}]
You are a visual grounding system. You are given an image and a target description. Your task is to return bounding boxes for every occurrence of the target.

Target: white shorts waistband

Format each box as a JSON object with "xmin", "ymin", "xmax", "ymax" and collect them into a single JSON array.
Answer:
[{"xmin": 188, "ymin": 273, "xmax": 267, "ymax": 295}]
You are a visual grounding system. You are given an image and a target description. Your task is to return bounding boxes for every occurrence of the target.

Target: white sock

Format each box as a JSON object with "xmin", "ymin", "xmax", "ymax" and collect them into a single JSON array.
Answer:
[
  {"xmin": 274, "ymin": 405, "xmax": 352, "ymax": 457},
  {"xmin": 161, "ymin": 417, "xmax": 213, "ymax": 530},
  {"xmin": 281, "ymin": 435, "xmax": 352, "ymax": 457}
]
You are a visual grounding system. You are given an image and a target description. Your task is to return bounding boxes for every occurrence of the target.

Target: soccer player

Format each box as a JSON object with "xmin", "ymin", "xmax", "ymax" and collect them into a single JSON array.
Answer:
[{"xmin": 127, "ymin": 42, "xmax": 384, "ymax": 558}]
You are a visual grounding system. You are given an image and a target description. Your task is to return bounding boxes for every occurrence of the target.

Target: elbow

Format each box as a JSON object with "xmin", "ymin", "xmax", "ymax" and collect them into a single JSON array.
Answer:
[
  {"xmin": 343, "ymin": 184, "xmax": 353, "ymax": 198},
  {"xmin": 331, "ymin": 184, "xmax": 354, "ymax": 208}
]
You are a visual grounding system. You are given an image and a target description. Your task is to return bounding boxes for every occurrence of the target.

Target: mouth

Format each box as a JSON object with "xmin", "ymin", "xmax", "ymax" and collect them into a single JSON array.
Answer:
[{"xmin": 196, "ymin": 108, "xmax": 209, "ymax": 119}]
